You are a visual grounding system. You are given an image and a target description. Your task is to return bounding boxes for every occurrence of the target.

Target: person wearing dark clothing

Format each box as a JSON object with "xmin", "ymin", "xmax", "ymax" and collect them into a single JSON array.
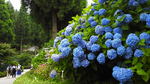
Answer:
[{"xmin": 12, "ymin": 66, "xmax": 16, "ymax": 78}]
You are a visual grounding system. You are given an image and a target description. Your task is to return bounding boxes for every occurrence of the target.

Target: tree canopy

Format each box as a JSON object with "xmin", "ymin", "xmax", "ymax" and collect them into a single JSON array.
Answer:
[
  {"xmin": 0, "ymin": 0, "xmax": 15, "ymax": 43},
  {"xmin": 22, "ymin": 0, "xmax": 87, "ymax": 39}
]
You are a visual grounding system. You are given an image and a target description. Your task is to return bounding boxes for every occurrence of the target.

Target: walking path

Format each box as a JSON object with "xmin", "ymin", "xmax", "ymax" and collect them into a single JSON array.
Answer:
[{"xmin": 0, "ymin": 69, "xmax": 30, "ymax": 84}]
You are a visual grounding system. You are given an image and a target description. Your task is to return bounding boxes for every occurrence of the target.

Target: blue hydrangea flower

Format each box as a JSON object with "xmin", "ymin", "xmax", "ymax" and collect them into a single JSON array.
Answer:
[
  {"xmin": 107, "ymin": 49, "xmax": 117, "ymax": 60},
  {"xmin": 90, "ymin": 21, "xmax": 97, "ymax": 27},
  {"xmin": 128, "ymin": 0, "xmax": 139, "ymax": 6},
  {"xmin": 95, "ymin": 25, "xmax": 105, "ymax": 35},
  {"xmin": 88, "ymin": 17, "xmax": 94, "ymax": 23},
  {"xmin": 146, "ymin": 39, "xmax": 150, "ymax": 45},
  {"xmin": 86, "ymin": 42, "xmax": 93, "ymax": 51},
  {"xmin": 64, "ymin": 25, "xmax": 73, "ymax": 36},
  {"xmin": 81, "ymin": 59, "xmax": 90, "ymax": 68},
  {"xmin": 97, "ymin": 53, "xmax": 105, "ymax": 64},
  {"xmin": 101, "ymin": 18, "xmax": 110, "ymax": 25},
  {"xmin": 138, "ymin": 0, "xmax": 148, "ymax": 4},
  {"xmin": 72, "ymin": 33, "xmax": 82, "ymax": 44},
  {"xmin": 105, "ymin": 32, "xmax": 113, "ymax": 39},
  {"xmin": 140, "ymin": 13, "xmax": 148, "ymax": 21},
  {"xmin": 124, "ymin": 47, "xmax": 133, "ymax": 59},
  {"xmin": 99, "ymin": 9, "xmax": 106, "ymax": 16},
  {"xmin": 117, "ymin": 46, "xmax": 126, "ymax": 56},
  {"xmin": 54, "ymin": 37, "xmax": 61, "ymax": 43},
  {"xmin": 112, "ymin": 66, "xmax": 133, "ymax": 84},
  {"xmin": 61, "ymin": 47, "xmax": 71, "ymax": 57},
  {"xmin": 62, "ymin": 32, "xmax": 65, "ymax": 35},
  {"xmin": 114, "ymin": 9, "xmax": 123, "ymax": 16},
  {"xmin": 124, "ymin": 14, "xmax": 133, "ymax": 23},
  {"xmin": 112, "ymin": 39, "xmax": 122, "ymax": 48},
  {"xmin": 78, "ymin": 40, "xmax": 87, "ymax": 48},
  {"xmin": 73, "ymin": 46, "xmax": 84, "ymax": 58},
  {"xmin": 115, "ymin": 20, "xmax": 123, "ymax": 27},
  {"xmin": 113, "ymin": 33, "xmax": 122, "ymax": 39},
  {"xmin": 105, "ymin": 39, "xmax": 112, "ymax": 48},
  {"xmin": 134, "ymin": 49, "xmax": 144, "ymax": 57},
  {"xmin": 90, "ymin": 35, "xmax": 98, "ymax": 43},
  {"xmin": 98, "ymin": 0, "xmax": 107, "ymax": 4},
  {"xmin": 113, "ymin": 66, "xmax": 120, "ymax": 71},
  {"xmin": 104, "ymin": 26, "xmax": 112, "ymax": 32},
  {"xmin": 73, "ymin": 57, "xmax": 81, "ymax": 68},
  {"xmin": 146, "ymin": 21, "xmax": 150, "ymax": 27},
  {"xmin": 94, "ymin": 11, "xmax": 99, "ymax": 15},
  {"xmin": 146, "ymin": 14, "xmax": 150, "ymax": 22},
  {"xmin": 140, "ymin": 32, "xmax": 150, "ymax": 40},
  {"xmin": 51, "ymin": 54, "xmax": 61, "ymax": 62},
  {"xmin": 60, "ymin": 39, "xmax": 70, "ymax": 47},
  {"xmin": 91, "ymin": 44, "xmax": 101, "ymax": 52},
  {"xmin": 53, "ymin": 37, "xmax": 62, "ymax": 48},
  {"xmin": 91, "ymin": 3, "xmax": 97, "ymax": 6},
  {"xmin": 126, "ymin": 33, "xmax": 140, "ymax": 47},
  {"xmin": 91, "ymin": 8, "xmax": 96, "ymax": 11},
  {"xmin": 88, "ymin": 53, "xmax": 96, "ymax": 60},
  {"xmin": 113, "ymin": 27, "xmax": 123, "ymax": 34},
  {"xmin": 50, "ymin": 70, "xmax": 57, "ymax": 78}
]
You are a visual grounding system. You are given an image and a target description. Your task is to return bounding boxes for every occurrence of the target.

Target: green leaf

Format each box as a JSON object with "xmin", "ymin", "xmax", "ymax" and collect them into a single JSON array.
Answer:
[
  {"xmin": 142, "ymin": 74, "xmax": 149, "ymax": 82},
  {"xmin": 132, "ymin": 57, "xmax": 138, "ymax": 65},
  {"xmin": 135, "ymin": 63, "xmax": 143, "ymax": 69},
  {"xmin": 137, "ymin": 69, "xmax": 147, "ymax": 75},
  {"xmin": 138, "ymin": 39, "xmax": 145, "ymax": 46}
]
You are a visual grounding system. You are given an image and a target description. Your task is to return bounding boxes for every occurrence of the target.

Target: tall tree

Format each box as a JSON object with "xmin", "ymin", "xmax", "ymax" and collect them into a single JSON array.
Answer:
[
  {"xmin": 22, "ymin": 0, "xmax": 87, "ymax": 39},
  {"xmin": 14, "ymin": 6, "xmax": 46, "ymax": 50},
  {"xmin": 0, "ymin": 0, "xmax": 15, "ymax": 43}
]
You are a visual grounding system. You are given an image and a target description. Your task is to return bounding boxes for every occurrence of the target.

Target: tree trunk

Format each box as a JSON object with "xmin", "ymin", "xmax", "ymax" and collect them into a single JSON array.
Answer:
[{"xmin": 51, "ymin": 11, "xmax": 57, "ymax": 39}]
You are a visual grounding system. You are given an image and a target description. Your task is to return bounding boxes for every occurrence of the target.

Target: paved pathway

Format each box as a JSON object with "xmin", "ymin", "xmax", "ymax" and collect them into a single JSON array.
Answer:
[{"xmin": 0, "ymin": 69, "xmax": 30, "ymax": 84}]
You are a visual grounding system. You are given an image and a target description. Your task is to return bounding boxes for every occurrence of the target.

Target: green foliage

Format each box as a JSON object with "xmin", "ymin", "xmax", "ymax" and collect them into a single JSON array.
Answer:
[
  {"xmin": 32, "ymin": 49, "xmax": 47, "ymax": 68},
  {"xmin": 0, "ymin": 43, "xmax": 16, "ymax": 75},
  {"xmin": 15, "ymin": 52, "xmax": 34, "ymax": 69},
  {"xmin": 14, "ymin": 70, "xmax": 72, "ymax": 84},
  {"xmin": 0, "ymin": 71, "xmax": 6, "ymax": 77},
  {"xmin": 13, "ymin": 7, "xmax": 47, "ymax": 48},
  {"xmin": 0, "ymin": 43, "xmax": 16, "ymax": 65},
  {"xmin": 0, "ymin": 0, "xmax": 15, "ymax": 43},
  {"xmin": 46, "ymin": 0, "xmax": 150, "ymax": 83}
]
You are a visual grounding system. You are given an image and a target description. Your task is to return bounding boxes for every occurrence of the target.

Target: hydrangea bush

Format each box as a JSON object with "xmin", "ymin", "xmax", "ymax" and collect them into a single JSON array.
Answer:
[{"xmin": 48, "ymin": 0, "xmax": 150, "ymax": 84}]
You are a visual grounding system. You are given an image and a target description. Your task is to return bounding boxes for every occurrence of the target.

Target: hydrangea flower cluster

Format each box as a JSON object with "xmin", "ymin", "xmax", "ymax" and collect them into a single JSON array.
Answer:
[
  {"xmin": 112, "ymin": 66, "xmax": 133, "ymax": 84},
  {"xmin": 101, "ymin": 18, "xmax": 110, "ymax": 25},
  {"xmin": 140, "ymin": 13, "xmax": 150, "ymax": 27},
  {"xmin": 56, "ymin": 39, "xmax": 71, "ymax": 59},
  {"xmin": 126, "ymin": 33, "xmax": 140, "ymax": 47},
  {"xmin": 53, "ymin": 37, "xmax": 62, "ymax": 48},
  {"xmin": 98, "ymin": 0, "xmax": 107, "ymax": 4},
  {"xmin": 64, "ymin": 23, "xmax": 74, "ymax": 36},
  {"xmin": 50, "ymin": 0, "xmax": 150, "ymax": 82},
  {"xmin": 50, "ymin": 70, "xmax": 57, "ymax": 78},
  {"xmin": 88, "ymin": 17, "xmax": 97, "ymax": 27},
  {"xmin": 73, "ymin": 46, "xmax": 90, "ymax": 68},
  {"xmin": 128, "ymin": 0, "xmax": 148, "ymax": 6}
]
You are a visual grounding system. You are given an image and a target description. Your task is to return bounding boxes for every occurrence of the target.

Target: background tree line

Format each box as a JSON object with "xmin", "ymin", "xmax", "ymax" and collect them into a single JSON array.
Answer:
[{"xmin": 0, "ymin": 0, "xmax": 87, "ymax": 77}]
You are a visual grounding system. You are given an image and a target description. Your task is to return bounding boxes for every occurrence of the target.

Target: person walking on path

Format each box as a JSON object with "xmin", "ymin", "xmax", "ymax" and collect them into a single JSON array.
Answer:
[
  {"xmin": 11, "ymin": 65, "xmax": 16, "ymax": 78},
  {"xmin": 6, "ymin": 65, "xmax": 11, "ymax": 78},
  {"xmin": 16, "ymin": 64, "xmax": 22, "ymax": 75}
]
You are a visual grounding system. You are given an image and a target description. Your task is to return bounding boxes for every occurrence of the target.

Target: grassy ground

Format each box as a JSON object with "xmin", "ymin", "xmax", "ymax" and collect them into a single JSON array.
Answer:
[{"xmin": 14, "ymin": 71, "xmax": 72, "ymax": 84}]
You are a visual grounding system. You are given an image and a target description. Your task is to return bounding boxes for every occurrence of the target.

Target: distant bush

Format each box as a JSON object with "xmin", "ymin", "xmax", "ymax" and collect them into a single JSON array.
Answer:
[
  {"xmin": 32, "ymin": 49, "xmax": 47, "ymax": 68},
  {"xmin": 0, "ymin": 71, "xmax": 6, "ymax": 77}
]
